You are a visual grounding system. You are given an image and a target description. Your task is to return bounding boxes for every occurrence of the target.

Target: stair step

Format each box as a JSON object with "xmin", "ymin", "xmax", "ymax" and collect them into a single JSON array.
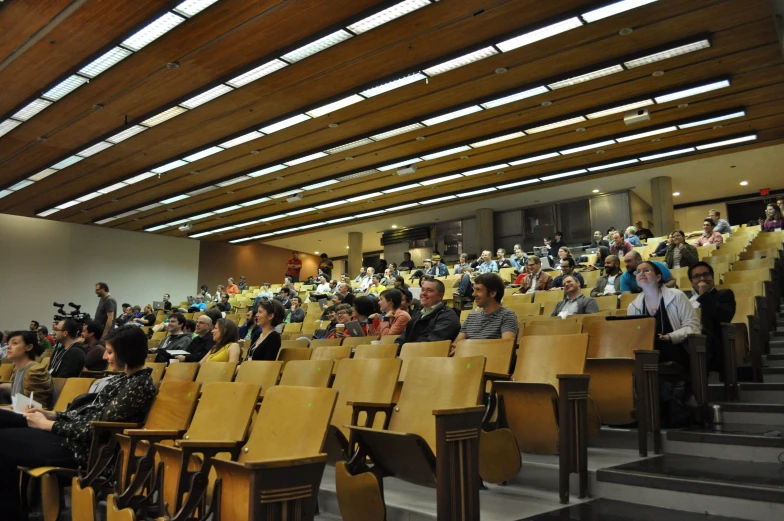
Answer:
[
  {"xmin": 665, "ymin": 424, "xmax": 784, "ymax": 462},
  {"xmin": 762, "ymin": 367, "xmax": 784, "ymax": 382},
  {"xmin": 518, "ymin": 498, "xmax": 739, "ymax": 521},
  {"xmin": 712, "ymin": 402, "xmax": 784, "ymax": 425},
  {"xmin": 764, "ymin": 353, "xmax": 784, "ymax": 366},
  {"xmin": 738, "ymin": 382, "xmax": 784, "ymax": 403}
]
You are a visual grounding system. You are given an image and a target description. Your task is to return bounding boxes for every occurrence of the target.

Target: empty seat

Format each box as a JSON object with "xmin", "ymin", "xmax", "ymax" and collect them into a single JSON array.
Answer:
[
  {"xmin": 234, "ymin": 361, "xmax": 283, "ymax": 397},
  {"xmin": 310, "ymin": 338, "xmax": 342, "ymax": 348},
  {"xmin": 522, "ymin": 321, "xmax": 582, "ymax": 337},
  {"xmin": 196, "ymin": 361, "xmax": 237, "ymax": 385},
  {"xmin": 276, "ymin": 347, "xmax": 312, "ymax": 366},
  {"xmin": 161, "ymin": 362, "xmax": 198, "ymax": 382},
  {"xmin": 398, "ymin": 340, "xmax": 451, "ymax": 381},
  {"xmin": 281, "ymin": 339, "xmax": 310, "ymax": 348},
  {"xmin": 279, "ymin": 360, "xmax": 334, "ymax": 387},
  {"xmin": 342, "ymin": 336, "xmax": 375, "ymax": 348},
  {"xmin": 353, "ymin": 344, "xmax": 398, "ymax": 359},
  {"xmin": 51, "ymin": 377, "xmax": 94, "ymax": 412}
]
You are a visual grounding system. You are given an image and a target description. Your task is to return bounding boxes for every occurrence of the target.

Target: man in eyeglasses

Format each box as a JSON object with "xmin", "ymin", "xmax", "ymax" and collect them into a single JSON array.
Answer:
[{"xmin": 688, "ymin": 261, "xmax": 736, "ymax": 375}]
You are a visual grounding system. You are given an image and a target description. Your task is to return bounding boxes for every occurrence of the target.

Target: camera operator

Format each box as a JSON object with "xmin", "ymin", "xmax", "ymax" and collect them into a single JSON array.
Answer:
[
  {"xmin": 49, "ymin": 319, "xmax": 85, "ymax": 378},
  {"xmin": 94, "ymin": 282, "xmax": 117, "ymax": 339}
]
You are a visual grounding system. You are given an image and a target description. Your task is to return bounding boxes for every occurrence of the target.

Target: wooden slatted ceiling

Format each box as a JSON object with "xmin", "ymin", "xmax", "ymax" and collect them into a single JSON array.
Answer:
[
  {"xmin": 0, "ymin": 0, "xmax": 75, "ymax": 70},
  {"xmin": 1, "ymin": 0, "xmax": 782, "ymax": 243},
  {"xmin": 2, "ymin": 0, "xmax": 758, "ymax": 215}
]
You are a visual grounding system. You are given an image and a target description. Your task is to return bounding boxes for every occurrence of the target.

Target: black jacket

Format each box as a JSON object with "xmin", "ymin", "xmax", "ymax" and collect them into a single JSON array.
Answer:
[
  {"xmin": 549, "ymin": 239, "xmax": 566, "ymax": 259},
  {"xmin": 697, "ymin": 288, "xmax": 736, "ymax": 371},
  {"xmin": 286, "ymin": 308, "xmax": 305, "ymax": 323},
  {"xmin": 49, "ymin": 343, "xmax": 86, "ymax": 378},
  {"xmin": 395, "ymin": 304, "xmax": 461, "ymax": 347}
]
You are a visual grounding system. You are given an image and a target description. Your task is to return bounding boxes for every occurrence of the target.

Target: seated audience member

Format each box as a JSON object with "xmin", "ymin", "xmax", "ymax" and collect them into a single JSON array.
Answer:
[
  {"xmin": 694, "ymin": 218, "xmax": 724, "ymax": 246},
  {"xmin": 334, "ymin": 297, "xmax": 376, "ymax": 338},
  {"xmin": 509, "ymin": 246, "xmax": 527, "ymax": 270},
  {"xmin": 237, "ymin": 276, "xmax": 249, "ymax": 292},
  {"xmin": 212, "ymin": 285, "xmax": 225, "ymax": 303},
  {"xmin": 278, "ymin": 287, "xmax": 293, "ymax": 309},
  {"xmin": 395, "ymin": 279, "xmax": 461, "ymax": 347},
  {"xmin": 154, "ymin": 313, "xmax": 192, "ymax": 355},
  {"xmin": 621, "ymin": 251, "xmax": 675, "ymax": 292},
  {"xmin": 247, "ymin": 300, "xmax": 285, "ymax": 361},
  {"xmin": 329, "ymin": 279, "xmax": 340, "ymax": 294},
  {"xmin": 191, "ymin": 296, "xmax": 207, "ymax": 312},
  {"xmin": 285, "ymin": 296, "xmax": 305, "ymax": 323},
  {"xmin": 610, "ymin": 231, "xmax": 633, "ymax": 257},
  {"xmin": 476, "ymin": 250, "xmax": 499, "ymax": 274},
  {"xmin": 197, "ymin": 284, "xmax": 211, "ymax": 301},
  {"xmin": 366, "ymin": 275, "xmax": 386, "ymax": 296},
  {"xmin": 399, "ymin": 288, "xmax": 419, "ymax": 316},
  {"xmin": 664, "ymin": 230, "xmax": 699, "ymax": 269},
  {"xmin": 551, "ymin": 276, "xmax": 600, "ymax": 317},
  {"xmin": 200, "ymin": 318, "xmax": 240, "ymax": 364},
  {"xmin": 422, "ymin": 259, "xmax": 433, "ymax": 275},
  {"xmin": 133, "ymin": 305, "xmax": 157, "ymax": 326},
  {"xmin": 651, "ymin": 233, "xmax": 672, "ymax": 257},
  {"xmin": 320, "ymin": 305, "xmax": 337, "ymax": 322},
  {"xmin": 451, "ymin": 273, "xmax": 518, "ymax": 354},
  {"xmin": 0, "ymin": 331, "xmax": 52, "ymax": 408},
  {"xmin": 258, "ymin": 283, "xmax": 274, "ymax": 300},
  {"xmin": 354, "ymin": 266, "xmax": 368, "ymax": 283},
  {"xmin": 456, "ymin": 267, "xmax": 474, "ymax": 302},
  {"xmin": 0, "ymin": 326, "xmax": 156, "ymax": 519},
  {"xmin": 549, "ymin": 232, "xmax": 566, "ymax": 259},
  {"xmin": 162, "ymin": 294, "xmax": 173, "ymax": 312},
  {"xmin": 183, "ymin": 320, "xmax": 196, "ymax": 335},
  {"xmin": 635, "ymin": 221, "xmax": 654, "ymax": 240},
  {"xmin": 496, "ymin": 249, "xmax": 513, "ymax": 269},
  {"xmin": 515, "ymin": 255, "xmax": 553, "ymax": 294},
  {"xmin": 388, "ymin": 263, "xmax": 399, "ymax": 278},
  {"xmin": 216, "ymin": 293, "xmax": 232, "ymax": 312},
  {"xmin": 36, "ymin": 326, "xmax": 52, "ymax": 352},
  {"xmin": 627, "ymin": 261, "xmax": 700, "ymax": 373},
  {"xmin": 708, "ymin": 209, "xmax": 732, "ymax": 235},
  {"xmin": 591, "ymin": 255, "xmax": 623, "ymax": 296},
  {"xmin": 551, "ymin": 257, "xmax": 584, "ymax": 289},
  {"xmin": 556, "ymin": 246, "xmax": 572, "ymax": 262},
  {"xmin": 582, "ymin": 246, "xmax": 610, "ymax": 271},
  {"xmin": 454, "ymin": 253, "xmax": 470, "ymax": 274},
  {"xmin": 238, "ymin": 309, "xmax": 258, "ymax": 340},
  {"xmin": 204, "ymin": 306, "xmax": 223, "ymax": 326},
  {"xmin": 315, "ymin": 275, "xmax": 332, "ymax": 294},
  {"xmin": 429, "ymin": 255, "xmax": 449, "ymax": 276},
  {"xmin": 324, "ymin": 304, "xmax": 353, "ymax": 339},
  {"xmin": 49, "ymin": 319, "xmax": 86, "ymax": 378},
  {"xmin": 335, "ymin": 283, "xmax": 355, "ymax": 306},
  {"xmin": 378, "ymin": 269, "xmax": 393, "ymax": 287},
  {"xmin": 0, "ymin": 331, "xmax": 8, "ymax": 360},
  {"xmin": 604, "ymin": 227, "xmax": 617, "ymax": 241},
  {"xmin": 116, "ymin": 303, "xmax": 135, "ymax": 326},
  {"xmin": 591, "ymin": 230, "xmax": 610, "ymax": 248},
  {"xmin": 368, "ymin": 289, "xmax": 411, "ymax": 339},
  {"xmin": 226, "ymin": 278, "xmax": 240, "ymax": 295},
  {"xmin": 81, "ymin": 320, "xmax": 107, "ymax": 372},
  {"xmin": 625, "ymin": 226, "xmax": 643, "ymax": 246},
  {"xmin": 331, "ymin": 292, "xmax": 346, "ymax": 307},
  {"xmin": 29, "ymin": 320, "xmax": 39, "ymax": 332},
  {"xmin": 688, "ymin": 262, "xmax": 736, "ymax": 374},
  {"xmin": 778, "ymin": 197, "xmax": 784, "ymax": 216},
  {"xmin": 399, "ymin": 252, "xmax": 416, "ymax": 271},
  {"xmin": 761, "ymin": 203, "xmax": 783, "ymax": 232},
  {"xmin": 393, "ymin": 275, "xmax": 409, "ymax": 291},
  {"xmin": 174, "ymin": 316, "xmax": 215, "ymax": 363},
  {"xmin": 359, "ymin": 267, "xmax": 376, "ymax": 290}
]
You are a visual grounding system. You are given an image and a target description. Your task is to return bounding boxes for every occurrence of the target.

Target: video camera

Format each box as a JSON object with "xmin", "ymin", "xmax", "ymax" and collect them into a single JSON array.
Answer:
[{"xmin": 53, "ymin": 302, "xmax": 91, "ymax": 324}]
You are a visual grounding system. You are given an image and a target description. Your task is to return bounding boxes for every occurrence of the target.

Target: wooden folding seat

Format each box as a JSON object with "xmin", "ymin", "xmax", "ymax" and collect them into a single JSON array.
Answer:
[
  {"xmin": 732, "ymin": 258, "xmax": 776, "ymax": 271},
  {"xmin": 580, "ymin": 270, "xmax": 600, "ymax": 290},
  {"xmin": 354, "ymin": 344, "xmax": 398, "ymax": 359},
  {"xmin": 706, "ymin": 252, "xmax": 738, "ymax": 265},
  {"xmin": 524, "ymin": 315, "xmax": 575, "ymax": 324},
  {"xmin": 398, "ymin": 340, "xmax": 451, "ymax": 381},
  {"xmin": 541, "ymin": 300, "xmax": 558, "ymax": 317},
  {"xmin": 0, "ymin": 363, "xmax": 14, "ymax": 382},
  {"xmin": 280, "ymin": 339, "xmax": 310, "ymax": 348},
  {"xmin": 106, "ymin": 382, "xmax": 259, "ymax": 519},
  {"xmin": 592, "ymin": 295, "xmax": 619, "ymax": 311},
  {"xmin": 507, "ymin": 292, "xmax": 533, "ymax": 303},
  {"xmin": 234, "ymin": 361, "xmax": 283, "ymax": 398},
  {"xmin": 283, "ymin": 322, "xmax": 303, "ymax": 334},
  {"xmin": 506, "ymin": 301, "xmax": 543, "ymax": 317},
  {"xmin": 494, "ymin": 334, "xmax": 594, "ymax": 502},
  {"xmin": 336, "ymin": 356, "xmax": 486, "ymax": 521},
  {"xmin": 276, "ymin": 347, "xmax": 312, "ymax": 366},
  {"xmin": 51, "ymin": 377, "xmax": 94, "ymax": 412},
  {"xmin": 311, "ymin": 345, "xmax": 352, "ymax": 375},
  {"xmin": 534, "ymin": 290, "xmax": 564, "ymax": 304},
  {"xmin": 151, "ymin": 331, "xmax": 169, "ymax": 342},
  {"xmin": 310, "ymin": 338, "xmax": 341, "ymax": 348},
  {"xmin": 739, "ymin": 247, "xmax": 780, "ymax": 260},
  {"xmin": 342, "ymin": 336, "xmax": 375, "ymax": 348},
  {"xmin": 459, "ymin": 309, "xmax": 472, "ymax": 323},
  {"xmin": 619, "ymin": 292, "xmax": 637, "ymax": 310},
  {"xmin": 196, "ymin": 361, "xmax": 238, "ymax": 385},
  {"xmin": 145, "ymin": 362, "xmax": 166, "ymax": 386},
  {"xmin": 499, "ymin": 267, "xmax": 517, "ymax": 283},
  {"xmin": 716, "ymin": 241, "xmax": 747, "ymax": 257},
  {"xmin": 279, "ymin": 359, "xmax": 334, "ymax": 387},
  {"xmin": 522, "ymin": 321, "xmax": 582, "ymax": 337},
  {"xmin": 378, "ymin": 335, "xmax": 399, "ymax": 344},
  {"xmin": 161, "ymin": 362, "xmax": 198, "ymax": 383},
  {"xmin": 696, "ymin": 245, "xmax": 717, "ymax": 259},
  {"xmin": 722, "ymin": 296, "xmax": 765, "ymax": 395}
]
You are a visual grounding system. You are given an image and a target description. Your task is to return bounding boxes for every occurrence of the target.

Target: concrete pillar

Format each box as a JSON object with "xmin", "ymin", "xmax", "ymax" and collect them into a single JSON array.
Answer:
[
  {"xmin": 475, "ymin": 208, "xmax": 494, "ymax": 254},
  {"xmin": 348, "ymin": 232, "xmax": 363, "ymax": 277},
  {"xmin": 650, "ymin": 176, "xmax": 674, "ymax": 236}
]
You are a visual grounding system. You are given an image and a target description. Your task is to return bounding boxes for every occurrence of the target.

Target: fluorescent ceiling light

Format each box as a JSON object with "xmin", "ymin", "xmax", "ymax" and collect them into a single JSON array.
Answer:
[
  {"xmin": 338, "ymin": 169, "xmax": 377, "ymax": 181},
  {"xmin": 382, "ymin": 183, "xmax": 421, "ymax": 193},
  {"xmin": 422, "ymin": 105, "xmax": 482, "ymax": 126},
  {"xmin": 540, "ymin": 169, "xmax": 588, "ymax": 181},
  {"xmin": 285, "ymin": 151, "xmax": 328, "ymax": 166},
  {"xmin": 78, "ymin": 47, "xmax": 132, "ymax": 78},
  {"xmin": 239, "ymin": 197, "xmax": 271, "ymax": 207},
  {"xmin": 325, "ymin": 138, "xmax": 374, "ymax": 154},
  {"xmin": 509, "ymin": 152, "xmax": 561, "ymax": 165},
  {"xmin": 328, "ymin": 216, "xmax": 354, "ymax": 224},
  {"xmin": 137, "ymin": 202, "xmax": 163, "ymax": 211},
  {"xmin": 230, "ymin": 237, "xmax": 254, "ymax": 243},
  {"xmin": 306, "ymin": 94, "xmax": 364, "ymax": 118},
  {"xmin": 361, "ymin": 73, "xmax": 426, "ymax": 97},
  {"xmin": 287, "ymin": 208, "xmax": 313, "ymax": 216},
  {"xmin": 281, "ymin": 30, "xmax": 353, "ymax": 63},
  {"xmin": 462, "ymin": 164, "xmax": 509, "ymax": 176},
  {"xmin": 347, "ymin": 0, "xmax": 431, "ymax": 33},
  {"xmin": 270, "ymin": 190, "xmax": 304, "ymax": 199},
  {"xmin": 581, "ymin": 0, "xmax": 658, "ymax": 23},
  {"xmin": 114, "ymin": 210, "xmax": 139, "ymax": 219},
  {"xmin": 29, "ymin": 168, "xmax": 58, "ymax": 181},
  {"xmin": 480, "ymin": 86, "xmax": 549, "ymax": 109},
  {"xmin": 586, "ymin": 99, "xmax": 653, "ymax": 119},
  {"xmin": 248, "ymin": 164, "xmax": 287, "ymax": 177},
  {"xmin": 421, "ymin": 145, "xmax": 472, "ymax": 160},
  {"xmin": 12, "ymin": 99, "xmax": 52, "ymax": 120},
  {"xmin": 96, "ymin": 216, "xmax": 120, "ymax": 225},
  {"xmin": 174, "ymin": 0, "xmax": 221, "ymax": 17},
  {"xmin": 217, "ymin": 176, "xmax": 250, "ymax": 187},
  {"xmin": 624, "ymin": 39, "xmax": 710, "ymax": 68},
  {"xmin": 107, "ymin": 125, "xmax": 147, "ymax": 143},
  {"xmin": 76, "ymin": 192, "xmax": 102, "ymax": 202},
  {"xmin": 640, "ymin": 147, "xmax": 695, "ymax": 161},
  {"xmin": 52, "ymin": 155, "xmax": 84, "ymax": 169},
  {"xmin": 525, "ymin": 116, "xmax": 587, "ymax": 134},
  {"xmin": 654, "ymin": 80, "xmax": 730, "ymax": 104},
  {"xmin": 587, "ymin": 159, "xmax": 640, "ymax": 171},
  {"xmin": 260, "ymin": 113, "xmax": 311, "ymax": 134},
  {"xmin": 220, "ymin": 131, "xmax": 263, "ymax": 148},
  {"xmin": 0, "ymin": 119, "xmax": 21, "ymax": 137},
  {"xmin": 183, "ymin": 146, "xmax": 224, "ymax": 162},
  {"xmin": 0, "ymin": 190, "xmax": 13, "ymax": 199},
  {"xmin": 9, "ymin": 180, "xmax": 34, "ymax": 190},
  {"xmin": 695, "ymin": 134, "xmax": 757, "ymax": 150},
  {"xmin": 377, "ymin": 157, "xmax": 422, "ymax": 171},
  {"xmin": 306, "ymin": 179, "xmax": 340, "ymax": 190},
  {"xmin": 470, "ymin": 132, "xmax": 524, "ymax": 148},
  {"xmin": 122, "ymin": 12, "xmax": 185, "ymax": 51},
  {"xmin": 560, "ymin": 139, "xmax": 616, "ymax": 154},
  {"xmin": 125, "ymin": 172, "xmax": 156, "ymax": 184},
  {"xmin": 235, "ymin": 219, "xmax": 263, "ymax": 226},
  {"xmin": 420, "ymin": 174, "xmax": 463, "ymax": 186},
  {"xmin": 348, "ymin": 192, "xmax": 384, "ymax": 202},
  {"xmin": 356, "ymin": 210, "xmax": 387, "ymax": 218},
  {"xmin": 211, "ymin": 226, "xmax": 238, "ymax": 234},
  {"xmin": 370, "ymin": 123, "xmax": 424, "ymax": 141},
  {"xmin": 298, "ymin": 223, "xmax": 325, "ymax": 229},
  {"xmin": 458, "ymin": 187, "xmax": 497, "ymax": 197},
  {"xmin": 423, "ymin": 46, "xmax": 498, "ymax": 76},
  {"xmin": 497, "ymin": 17, "xmax": 583, "ymax": 52},
  {"xmin": 616, "ymin": 126, "xmax": 677, "ymax": 142},
  {"xmin": 97, "ymin": 182, "xmax": 128, "ymax": 194},
  {"xmin": 37, "ymin": 208, "xmax": 60, "ymax": 217},
  {"xmin": 227, "ymin": 59, "xmax": 287, "ymax": 87},
  {"xmin": 151, "ymin": 159, "xmax": 187, "ymax": 173},
  {"xmin": 187, "ymin": 186, "xmax": 219, "ymax": 196},
  {"xmin": 214, "ymin": 204, "xmax": 243, "ymax": 214},
  {"xmin": 189, "ymin": 212, "xmax": 216, "ymax": 220},
  {"xmin": 419, "ymin": 195, "xmax": 456, "ymax": 204},
  {"xmin": 316, "ymin": 200, "xmax": 346, "ymax": 209},
  {"xmin": 548, "ymin": 65, "xmax": 624, "ymax": 90},
  {"xmin": 180, "ymin": 84, "xmax": 234, "ymax": 109},
  {"xmin": 190, "ymin": 231, "xmax": 214, "ymax": 238},
  {"xmin": 678, "ymin": 111, "xmax": 746, "ymax": 129},
  {"xmin": 41, "ymin": 75, "xmax": 89, "ymax": 101},
  {"xmin": 141, "ymin": 106, "xmax": 188, "ymax": 127},
  {"xmin": 396, "ymin": 202, "xmax": 420, "ymax": 210},
  {"xmin": 77, "ymin": 141, "xmax": 113, "ymax": 157}
]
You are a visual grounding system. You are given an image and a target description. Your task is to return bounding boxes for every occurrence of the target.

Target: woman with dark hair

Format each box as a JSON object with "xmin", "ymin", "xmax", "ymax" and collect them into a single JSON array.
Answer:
[
  {"xmin": 368, "ymin": 289, "xmax": 411, "ymax": 339},
  {"xmin": 201, "ymin": 318, "xmax": 240, "ymax": 363},
  {"xmin": 0, "ymin": 326, "xmax": 155, "ymax": 519},
  {"xmin": 248, "ymin": 300, "xmax": 285, "ymax": 361},
  {"xmin": 0, "ymin": 330, "xmax": 52, "ymax": 408},
  {"xmin": 761, "ymin": 203, "xmax": 784, "ymax": 232},
  {"xmin": 664, "ymin": 230, "xmax": 698, "ymax": 269}
]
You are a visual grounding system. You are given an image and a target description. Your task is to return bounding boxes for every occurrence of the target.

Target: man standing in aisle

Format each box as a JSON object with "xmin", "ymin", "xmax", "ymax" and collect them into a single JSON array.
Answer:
[
  {"xmin": 286, "ymin": 251, "xmax": 303, "ymax": 282},
  {"xmin": 94, "ymin": 282, "xmax": 117, "ymax": 340}
]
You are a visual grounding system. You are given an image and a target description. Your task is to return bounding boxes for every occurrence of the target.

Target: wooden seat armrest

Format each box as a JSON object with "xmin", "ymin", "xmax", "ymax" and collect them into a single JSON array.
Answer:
[
  {"xmin": 484, "ymin": 371, "xmax": 511, "ymax": 380},
  {"xmin": 348, "ymin": 401, "xmax": 395, "ymax": 429},
  {"xmin": 174, "ymin": 440, "xmax": 243, "ymax": 450},
  {"xmin": 90, "ymin": 421, "xmax": 143, "ymax": 430},
  {"xmin": 123, "ymin": 428, "xmax": 181, "ymax": 437},
  {"xmin": 212, "ymin": 454, "xmax": 328, "ymax": 471},
  {"xmin": 432, "ymin": 405, "xmax": 485, "ymax": 416}
]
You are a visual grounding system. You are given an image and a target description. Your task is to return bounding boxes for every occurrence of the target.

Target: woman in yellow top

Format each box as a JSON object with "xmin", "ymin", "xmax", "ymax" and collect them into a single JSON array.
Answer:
[
  {"xmin": 200, "ymin": 318, "xmax": 240, "ymax": 364},
  {"xmin": 0, "ymin": 330, "xmax": 53, "ymax": 408}
]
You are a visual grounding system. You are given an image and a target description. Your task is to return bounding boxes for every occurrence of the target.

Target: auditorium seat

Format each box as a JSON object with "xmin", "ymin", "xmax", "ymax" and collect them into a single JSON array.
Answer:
[
  {"xmin": 353, "ymin": 343, "xmax": 398, "ymax": 359},
  {"xmin": 276, "ymin": 347, "xmax": 312, "ymax": 365},
  {"xmin": 310, "ymin": 338, "xmax": 342, "ymax": 348},
  {"xmin": 234, "ymin": 360, "xmax": 283, "ymax": 398},
  {"xmin": 161, "ymin": 362, "xmax": 198, "ymax": 382},
  {"xmin": 280, "ymin": 339, "xmax": 310, "ymax": 348},
  {"xmin": 278, "ymin": 359, "xmax": 333, "ymax": 387},
  {"xmin": 342, "ymin": 336, "xmax": 375, "ymax": 348},
  {"xmin": 196, "ymin": 361, "xmax": 237, "ymax": 385},
  {"xmin": 311, "ymin": 344, "xmax": 352, "ymax": 375},
  {"xmin": 593, "ymin": 295, "xmax": 619, "ymax": 311},
  {"xmin": 51, "ymin": 377, "xmax": 94, "ymax": 412},
  {"xmin": 398, "ymin": 340, "xmax": 451, "ymax": 381},
  {"xmin": 522, "ymin": 321, "xmax": 582, "ymax": 337}
]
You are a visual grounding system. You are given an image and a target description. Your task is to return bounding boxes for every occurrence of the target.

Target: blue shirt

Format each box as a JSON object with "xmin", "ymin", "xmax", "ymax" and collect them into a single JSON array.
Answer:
[
  {"xmin": 193, "ymin": 302, "xmax": 206, "ymax": 311},
  {"xmin": 626, "ymin": 235, "xmax": 643, "ymax": 247},
  {"xmin": 509, "ymin": 255, "xmax": 527, "ymax": 270},
  {"xmin": 620, "ymin": 261, "xmax": 672, "ymax": 292},
  {"xmin": 427, "ymin": 263, "xmax": 449, "ymax": 277},
  {"xmin": 477, "ymin": 260, "xmax": 499, "ymax": 274}
]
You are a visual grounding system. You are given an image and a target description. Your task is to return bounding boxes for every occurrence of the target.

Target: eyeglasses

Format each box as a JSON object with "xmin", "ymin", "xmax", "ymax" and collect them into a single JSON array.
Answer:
[
  {"xmin": 634, "ymin": 268, "xmax": 654, "ymax": 276},
  {"xmin": 336, "ymin": 311, "xmax": 350, "ymax": 317},
  {"xmin": 690, "ymin": 272, "xmax": 712, "ymax": 280}
]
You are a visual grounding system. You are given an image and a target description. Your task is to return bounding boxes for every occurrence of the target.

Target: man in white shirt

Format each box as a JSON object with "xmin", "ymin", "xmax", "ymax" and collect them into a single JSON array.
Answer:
[{"xmin": 359, "ymin": 267, "xmax": 375, "ymax": 291}]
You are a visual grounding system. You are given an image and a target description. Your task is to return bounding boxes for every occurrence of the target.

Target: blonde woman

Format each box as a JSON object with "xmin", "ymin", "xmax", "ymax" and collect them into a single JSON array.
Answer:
[{"xmin": 200, "ymin": 318, "xmax": 240, "ymax": 364}]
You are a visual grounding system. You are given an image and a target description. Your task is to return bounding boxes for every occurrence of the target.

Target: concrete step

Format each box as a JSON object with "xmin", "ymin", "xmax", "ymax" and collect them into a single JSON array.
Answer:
[
  {"xmin": 517, "ymin": 498, "xmax": 740, "ymax": 520},
  {"xmin": 665, "ymin": 423, "xmax": 784, "ymax": 463},
  {"xmin": 711, "ymin": 401, "xmax": 784, "ymax": 425},
  {"xmin": 737, "ymin": 382, "xmax": 784, "ymax": 403},
  {"xmin": 764, "ymin": 353, "xmax": 784, "ymax": 367},
  {"xmin": 762, "ymin": 367, "xmax": 784, "ymax": 383}
]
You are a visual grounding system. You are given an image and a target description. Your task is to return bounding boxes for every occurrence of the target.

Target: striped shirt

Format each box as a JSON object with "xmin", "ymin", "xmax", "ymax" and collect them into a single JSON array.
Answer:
[{"xmin": 460, "ymin": 307, "xmax": 519, "ymax": 339}]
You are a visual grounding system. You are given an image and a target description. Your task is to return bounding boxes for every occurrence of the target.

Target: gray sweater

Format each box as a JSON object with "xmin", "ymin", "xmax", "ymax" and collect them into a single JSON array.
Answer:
[{"xmin": 550, "ymin": 294, "xmax": 600, "ymax": 317}]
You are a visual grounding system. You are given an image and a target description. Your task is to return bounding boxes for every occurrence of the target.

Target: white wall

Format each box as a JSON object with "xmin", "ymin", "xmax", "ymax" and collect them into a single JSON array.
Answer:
[
  {"xmin": 0, "ymin": 213, "xmax": 200, "ymax": 331},
  {"xmin": 674, "ymin": 202, "xmax": 728, "ymax": 235}
]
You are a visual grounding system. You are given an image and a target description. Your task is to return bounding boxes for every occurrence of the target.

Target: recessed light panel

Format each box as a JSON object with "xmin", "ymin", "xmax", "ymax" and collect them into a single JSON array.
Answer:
[
  {"xmin": 560, "ymin": 140, "xmax": 616, "ymax": 154},
  {"xmin": 28, "ymin": 168, "xmax": 58, "ymax": 181},
  {"xmin": 361, "ymin": 73, "xmax": 427, "ymax": 97},
  {"xmin": 695, "ymin": 134, "xmax": 757, "ymax": 150},
  {"xmin": 470, "ymin": 132, "xmax": 525, "ymax": 148},
  {"xmin": 151, "ymin": 159, "xmax": 187, "ymax": 173},
  {"xmin": 423, "ymin": 46, "xmax": 498, "ymax": 76},
  {"xmin": 587, "ymin": 159, "xmax": 640, "ymax": 171},
  {"xmin": 227, "ymin": 59, "xmax": 287, "ymax": 87},
  {"xmin": 216, "ymin": 176, "xmax": 251, "ymax": 187},
  {"xmin": 97, "ymin": 182, "xmax": 128, "ymax": 194},
  {"xmin": 161, "ymin": 194, "xmax": 190, "ymax": 204},
  {"xmin": 462, "ymin": 164, "xmax": 509, "ymax": 176},
  {"xmin": 678, "ymin": 111, "xmax": 745, "ymax": 129},
  {"xmin": 0, "ymin": 119, "xmax": 21, "ymax": 137},
  {"xmin": 348, "ymin": 192, "xmax": 384, "ymax": 202},
  {"xmin": 548, "ymin": 65, "xmax": 624, "ymax": 90},
  {"xmin": 220, "ymin": 131, "xmax": 263, "ymax": 148},
  {"xmin": 540, "ymin": 169, "xmax": 587, "ymax": 181},
  {"xmin": 509, "ymin": 152, "xmax": 560, "ymax": 165},
  {"xmin": 125, "ymin": 172, "xmax": 157, "ymax": 184},
  {"xmin": 640, "ymin": 147, "xmax": 695, "ymax": 161},
  {"xmin": 480, "ymin": 86, "xmax": 549, "ymax": 109},
  {"xmin": 586, "ymin": 99, "xmax": 654, "ymax": 119},
  {"xmin": 654, "ymin": 80, "xmax": 730, "ymax": 104},
  {"xmin": 325, "ymin": 138, "xmax": 374, "ymax": 154},
  {"xmin": 247, "ymin": 164, "xmax": 287, "ymax": 177},
  {"xmin": 370, "ymin": 123, "xmax": 424, "ymax": 141},
  {"xmin": 260, "ymin": 113, "xmax": 311, "ymax": 134},
  {"xmin": 581, "ymin": 0, "xmax": 658, "ymax": 23},
  {"xmin": 78, "ymin": 47, "xmax": 132, "ymax": 78},
  {"xmin": 183, "ymin": 146, "xmax": 224, "ymax": 162},
  {"xmin": 525, "ymin": 116, "xmax": 586, "ymax": 134},
  {"xmin": 347, "ymin": 0, "xmax": 431, "ymax": 34},
  {"xmin": 51, "ymin": 156, "xmax": 85, "ymax": 170},
  {"xmin": 285, "ymin": 152, "xmax": 328, "ymax": 166},
  {"xmin": 174, "ymin": 0, "xmax": 221, "ymax": 17},
  {"xmin": 377, "ymin": 158, "xmax": 423, "ymax": 171},
  {"xmin": 419, "ymin": 195, "xmax": 457, "ymax": 204},
  {"xmin": 281, "ymin": 30, "xmax": 353, "ymax": 63},
  {"xmin": 77, "ymin": 141, "xmax": 113, "ymax": 157},
  {"xmin": 141, "ymin": 106, "xmax": 188, "ymax": 127},
  {"xmin": 107, "ymin": 125, "xmax": 147, "ymax": 143},
  {"xmin": 420, "ymin": 174, "xmax": 463, "ymax": 186},
  {"xmin": 457, "ymin": 187, "xmax": 497, "ymax": 197},
  {"xmin": 497, "ymin": 17, "xmax": 583, "ymax": 52},
  {"xmin": 422, "ymin": 105, "xmax": 482, "ymax": 126},
  {"xmin": 382, "ymin": 184, "xmax": 421, "ymax": 193},
  {"xmin": 624, "ymin": 39, "xmax": 709, "ymax": 68},
  {"xmin": 122, "ymin": 12, "xmax": 186, "ymax": 51},
  {"xmin": 180, "ymin": 84, "xmax": 234, "ymax": 109},
  {"xmin": 306, "ymin": 94, "xmax": 364, "ymax": 118},
  {"xmin": 41, "ymin": 75, "xmax": 89, "ymax": 101},
  {"xmin": 12, "ymin": 99, "xmax": 52, "ymax": 121},
  {"xmin": 616, "ymin": 126, "xmax": 677, "ymax": 142},
  {"xmin": 421, "ymin": 146, "xmax": 472, "ymax": 160}
]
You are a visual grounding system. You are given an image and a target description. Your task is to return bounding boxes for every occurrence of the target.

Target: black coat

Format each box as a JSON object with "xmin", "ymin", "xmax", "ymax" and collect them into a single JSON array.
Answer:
[
  {"xmin": 395, "ymin": 304, "xmax": 461, "ymax": 347},
  {"xmin": 696, "ymin": 288, "xmax": 736, "ymax": 372}
]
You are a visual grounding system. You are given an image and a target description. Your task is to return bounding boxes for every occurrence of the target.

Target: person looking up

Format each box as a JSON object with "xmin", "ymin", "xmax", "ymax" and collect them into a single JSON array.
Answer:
[
  {"xmin": 550, "ymin": 276, "xmax": 599, "ymax": 317},
  {"xmin": 621, "ymin": 252, "xmax": 675, "ymax": 293}
]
